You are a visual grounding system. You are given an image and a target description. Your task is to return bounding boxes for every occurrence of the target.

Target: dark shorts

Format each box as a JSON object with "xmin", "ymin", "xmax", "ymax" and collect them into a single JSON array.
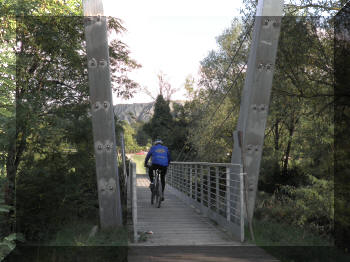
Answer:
[{"xmin": 148, "ymin": 164, "xmax": 167, "ymax": 192}]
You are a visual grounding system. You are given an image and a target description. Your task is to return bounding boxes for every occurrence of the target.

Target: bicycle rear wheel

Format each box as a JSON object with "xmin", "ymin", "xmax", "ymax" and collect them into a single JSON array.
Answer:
[
  {"xmin": 151, "ymin": 183, "xmax": 155, "ymax": 205},
  {"xmin": 156, "ymin": 176, "xmax": 162, "ymax": 208}
]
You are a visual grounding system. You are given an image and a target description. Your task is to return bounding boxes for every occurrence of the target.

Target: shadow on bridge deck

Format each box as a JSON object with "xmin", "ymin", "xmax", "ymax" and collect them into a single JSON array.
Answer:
[
  {"xmin": 133, "ymin": 175, "xmax": 240, "ymax": 246},
  {"xmin": 128, "ymin": 175, "xmax": 279, "ymax": 261},
  {"xmin": 128, "ymin": 246, "xmax": 279, "ymax": 262}
]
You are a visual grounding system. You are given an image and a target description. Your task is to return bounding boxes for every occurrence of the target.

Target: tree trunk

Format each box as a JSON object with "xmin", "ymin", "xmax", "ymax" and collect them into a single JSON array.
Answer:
[
  {"xmin": 282, "ymin": 134, "xmax": 292, "ymax": 176},
  {"xmin": 5, "ymin": 114, "xmax": 28, "ymax": 207},
  {"xmin": 282, "ymin": 116, "xmax": 299, "ymax": 176},
  {"xmin": 274, "ymin": 119, "xmax": 280, "ymax": 151}
]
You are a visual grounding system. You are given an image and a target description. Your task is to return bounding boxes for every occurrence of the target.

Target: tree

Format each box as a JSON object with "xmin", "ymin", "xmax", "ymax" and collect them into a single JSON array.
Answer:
[
  {"xmin": 0, "ymin": 0, "xmax": 140, "ymax": 208},
  {"xmin": 143, "ymin": 71, "xmax": 179, "ymax": 101},
  {"xmin": 134, "ymin": 121, "xmax": 151, "ymax": 147},
  {"xmin": 0, "ymin": 0, "xmax": 141, "ymax": 242},
  {"xmin": 143, "ymin": 95, "xmax": 173, "ymax": 144},
  {"xmin": 157, "ymin": 72, "xmax": 179, "ymax": 101},
  {"xmin": 121, "ymin": 121, "xmax": 141, "ymax": 153},
  {"xmin": 142, "ymin": 94, "xmax": 190, "ymax": 160},
  {"xmin": 183, "ymin": 18, "xmax": 248, "ymax": 162},
  {"xmin": 177, "ymin": 0, "xmax": 338, "ymax": 242}
]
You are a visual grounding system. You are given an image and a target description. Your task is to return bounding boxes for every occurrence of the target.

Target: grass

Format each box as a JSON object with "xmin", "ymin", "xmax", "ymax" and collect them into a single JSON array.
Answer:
[
  {"xmin": 0, "ymin": 176, "xmax": 15, "ymax": 262},
  {"xmin": 249, "ymin": 219, "xmax": 332, "ymax": 246},
  {"xmin": 246, "ymin": 219, "xmax": 350, "ymax": 262},
  {"xmin": 48, "ymin": 220, "xmax": 128, "ymax": 246},
  {"xmin": 7, "ymin": 227, "xmax": 128, "ymax": 262},
  {"xmin": 130, "ymin": 154, "xmax": 146, "ymax": 174}
]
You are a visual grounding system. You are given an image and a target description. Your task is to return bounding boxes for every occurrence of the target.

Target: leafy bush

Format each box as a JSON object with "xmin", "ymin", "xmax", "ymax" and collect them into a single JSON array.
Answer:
[
  {"xmin": 0, "ymin": 233, "xmax": 25, "ymax": 261},
  {"xmin": 0, "ymin": 176, "xmax": 23, "ymax": 261},
  {"xmin": 49, "ymin": 220, "xmax": 127, "ymax": 246},
  {"xmin": 255, "ymin": 175, "xmax": 334, "ymax": 238},
  {"xmin": 16, "ymin": 151, "xmax": 99, "ymax": 242}
]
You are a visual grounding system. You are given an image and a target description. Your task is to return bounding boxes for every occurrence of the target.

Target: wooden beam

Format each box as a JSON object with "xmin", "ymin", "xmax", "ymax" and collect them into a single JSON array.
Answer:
[
  {"xmin": 82, "ymin": 0, "xmax": 123, "ymax": 227},
  {"xmin": 231, "ymin": 0, "xmax": 284, "ymax": 223}
]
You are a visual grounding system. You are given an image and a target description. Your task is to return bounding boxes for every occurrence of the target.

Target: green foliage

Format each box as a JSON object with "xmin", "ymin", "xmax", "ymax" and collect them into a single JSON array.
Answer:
[
  {"xmin": 0, "ymin": 233, "xmax": 25, "ymax": 261},
  {"xmin": 122, "ymin": 121, "xmax": 142, "ymax": 153},
  {"xmin": 16, "ymin": 149, "xmax": 99, "ymax": 241},
  {"xmin": 0, "ymin": 0, "xmax": 140, "ymax": 247},
  {"xmin": 255, "ymin": 175, "xmax": 334, "ymax": 237},
  {"xmin": 130, "ymin": 154, "xmax": 146, "ymax": 174},
  {"xmin": 115, "ymin": 119, "xmax": 147, "ymax": 153},
  {"xmin": 134, "ymin": 121, "xmax": 151, "ymax": 147},
  {"xmin": 142, "ymin": 95, "xmax": 190, "ymax": 159},
  {"xmin": 334, "ymin": 13, "xmax": 350, "ymax": 249},
  {"xmin": 0, "ymin": 176, "xmax": 17, "ymax": 260},
  {"xmin": 181, "ymin": 18, "xmax": 248, "ymax": 162},
  {"xmin": 281, "ymin": 177, "xmax": 334, "ymax": 235},
  {"xmin": 49, "ymin": 221, "xmax": 127, "ymax": 246},
  {"xmin": 143, "ymin": 95, "xmax": 173, "ymax": 142},
  {"xmin": 175, "ymin": 8, "xmax": 337, "ymax": 247},
  {"xmin": 248, "ymin": 219, "xmax": 331, "ymax": 246},
  {"xmin": 248, "ymin": 219, "xmax": 350, "ymax": 262},
  {"xmin": 4, "ymin": 245, "xmax": 128, "ymax": 262}
]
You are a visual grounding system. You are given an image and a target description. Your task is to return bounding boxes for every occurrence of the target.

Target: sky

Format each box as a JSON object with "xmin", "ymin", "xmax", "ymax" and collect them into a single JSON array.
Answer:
[{"xmin": 102, "ymin": 0, "xmax": 243, "ymax": 104}]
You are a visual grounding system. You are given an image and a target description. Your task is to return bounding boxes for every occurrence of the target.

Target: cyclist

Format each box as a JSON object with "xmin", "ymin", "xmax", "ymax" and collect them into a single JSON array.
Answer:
[{"xmin": 144, "ymin": 139, "xmax": 171, "ymax": 201}]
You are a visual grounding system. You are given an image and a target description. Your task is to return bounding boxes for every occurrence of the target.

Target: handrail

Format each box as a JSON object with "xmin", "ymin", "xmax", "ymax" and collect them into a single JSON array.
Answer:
[
  {"xmin": 171, "ymin": 161, "xmax": 241, "ymax": 167},
  {"xmin": 127, "ymin": 161, "xmax": 137, "ymax": 243},
  {"xmin": 167, "ymin": 162, "xmax": 245, "ymax": 242}
]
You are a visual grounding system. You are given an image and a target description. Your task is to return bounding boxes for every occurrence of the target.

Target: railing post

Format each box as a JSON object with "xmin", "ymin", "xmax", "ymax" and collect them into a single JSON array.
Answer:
[
  {"xmin": 170, "ymin": 164, "xmax": 173, "ymax": 186},
  {"xmin": 174, "ymin": 164, "xmax": 179, "ymax": 189},
  {"xmin": 216, "ymin": 167, "xmax": 219, "ymax": 213},
  {"xmin": 195, "ymin": 164, "xmax": 198, "ymax": 201},
  {"xmin": 208, "ymin": 166, "xmax": 211, "ymax": 209},
  {"xmin": 186, "ymin": 164, "xmax": 189, "ymax": 195},
  {"xmin": 176, "ymin": 164, "xmax": 179, "ymax": 190},
  {"xmin": 131, "ymin": 162, "xmax": 137, "ymax": 243},
  {"xmin": 177, "ymin": 164, "xmax": 180, "ymax": 190},
  {"xmin": 226, "ymin": 167, "xmax": 231, "ymax": 222},
  {"xmin": 200, "ymin": 165, "xmax": 204, "ymax": 205},
  {"xmin": 168, "ymin": 164, "xmax": 170, "ymax": 186},
  {"xmin": 183, "ymin": 164, "xmax": 185, "ymax": 194},
  {"xmin": 186, "ymin": 164, "xmax": 189, "ymax": 196},
  {"xmin": 240, "ymin": 171, "xmax": 245, "ymax": 242},
  {"xmin": 129, "ymin": 161, "xmax": 132, "ymax": 209},
  {"xmin": 179, "ymin": 164, "xmax": 182, "ymax": 191},
  {"xmin": 127, "ymin": 161, "xmax": 131, "ymax": 211},
  {"xmin": 190, "ymin": 165, "xmax": 193, "ymax": 199},
  {"xmin": 172, "ymin": 164, "xmax": 177, "ymax": 188},
  {"xmin": 168, "ymin": 164, "xmax": 171, "ymax": 186}
]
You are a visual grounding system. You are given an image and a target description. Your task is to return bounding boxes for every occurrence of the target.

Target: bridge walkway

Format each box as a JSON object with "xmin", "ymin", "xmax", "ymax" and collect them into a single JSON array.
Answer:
[
  {"xmin": 128, "ymin": 175, "xmax": 279, "ymax": 261},
  {"xmin": 131, "ymin": 175, "xmax": 241, "ymax": 246}
]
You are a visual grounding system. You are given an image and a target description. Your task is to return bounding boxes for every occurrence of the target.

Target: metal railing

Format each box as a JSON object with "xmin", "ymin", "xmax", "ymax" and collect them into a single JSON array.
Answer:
[
  {"xmin": 167, "ymin": 162, "xmax": 245, "ymax": 242},
  {"xmin": 127, "ymin": 161, "xmax": 138, "ymax": 243}
]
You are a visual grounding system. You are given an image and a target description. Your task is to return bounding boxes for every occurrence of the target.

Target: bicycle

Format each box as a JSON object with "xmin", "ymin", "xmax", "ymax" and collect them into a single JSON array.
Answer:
[{"xmin": 147, "ymin": 165, "xmax": 163, "ymax": 208}]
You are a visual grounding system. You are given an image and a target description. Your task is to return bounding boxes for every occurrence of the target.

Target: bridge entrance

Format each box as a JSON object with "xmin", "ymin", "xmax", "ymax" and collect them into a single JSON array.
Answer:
[
  {"xmin": 134, "ymin": 174, "xmax": 240, "ymax": 245},
  {"xmin": 128, "ymin": 162, "xmax": 245, "ymax": 245},
  {"xmin": 127, "ymin": 164, "xmax": 279, "ymax": 261}
]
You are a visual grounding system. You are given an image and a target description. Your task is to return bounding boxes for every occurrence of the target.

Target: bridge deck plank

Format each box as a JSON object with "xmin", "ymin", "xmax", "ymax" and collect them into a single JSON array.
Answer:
[
  {"xmin": 132, "ymin": 175, "xmax": 242, "ymax": 246},
  {"xmin": 129, "ymin": 175, "xmax": 279, "ymax": 261}
]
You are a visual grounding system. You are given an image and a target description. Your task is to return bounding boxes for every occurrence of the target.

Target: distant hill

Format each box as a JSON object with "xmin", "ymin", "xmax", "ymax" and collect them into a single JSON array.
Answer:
[
  {"xmin": 114, "ymin": 100, "xmax": 185, "ymax": 124},
  {"xmin": 113, "ymin": 102, "xmax": 155, "ymax": 123}
]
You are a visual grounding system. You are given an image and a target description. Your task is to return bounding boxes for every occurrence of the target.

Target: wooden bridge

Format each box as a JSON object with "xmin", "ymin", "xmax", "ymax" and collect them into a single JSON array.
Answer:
[
  {"xmin": 133, "ymin": 175, "xmax": 239, "ymax": 246},
  {"xmin": 127, "ymin": 162, "xmax": 279, "ymax": 262},
  {"xmin": 82, "ymin": 0, "xmax": 284, "ymax": 260}
]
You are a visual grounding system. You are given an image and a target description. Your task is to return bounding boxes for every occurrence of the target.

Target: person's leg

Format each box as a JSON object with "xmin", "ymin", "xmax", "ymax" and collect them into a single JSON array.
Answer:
[
  {"xmin": 148, "ymin": 165, "xmax": 154, "ymax": 183},
  {"xmin": 160, "ymin": 167, "xmax": 167, "ymax": 193}
]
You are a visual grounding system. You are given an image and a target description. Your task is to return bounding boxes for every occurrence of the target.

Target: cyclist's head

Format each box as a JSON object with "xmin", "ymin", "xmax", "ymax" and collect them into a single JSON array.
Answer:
[{"xmin": 154, "ymin": 139, "xmax": 163, "ymax": 145}]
